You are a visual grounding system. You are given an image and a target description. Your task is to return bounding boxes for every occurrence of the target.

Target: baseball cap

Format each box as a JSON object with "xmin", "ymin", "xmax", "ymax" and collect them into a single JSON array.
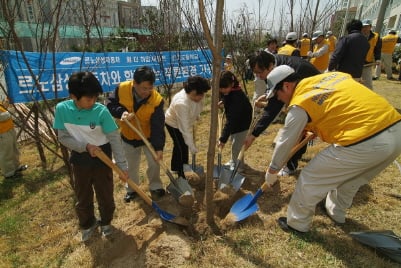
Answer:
[
  {"xmin": 312, "ymin": 30, "xmax": 323, "ymax": 40},
  {"xmin": 226, "ymin": 54, "xmax": 232, "ymax": 59},
  {"xmin": 389, "ymin": 29, "xmax": 397, "ymax": 34},
  {"xmin": 302, "ymin": 33, "xmax": 308, "ymax": 38},
  {"xmin": 266, "ymin": 65, "xmax": 295, "ymax": 91},
  {"xmin": 362, "ymin": 19, "xmax": 372, "ymax": 26},
  {"xmin": 286, "ymin": 32, "xmax": 298, "ymax": 41},
  {"xmin": 327, "ymin": 31, "xmax": 333, "ymax": 35}
]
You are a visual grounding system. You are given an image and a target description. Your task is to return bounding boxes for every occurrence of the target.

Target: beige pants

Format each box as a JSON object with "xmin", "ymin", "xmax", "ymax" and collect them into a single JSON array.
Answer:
[
  {"xmin": 287, "ymin": 121, "xmax": 401, "ymax": 232},
  {"xmin": 375, "ymin": 53, "xmax": 393, "ymax": 79},
  {"xmin": 122, "ymin": 142, "xmax": 163, "ymax": 192},
  {"xmin": 0, "ymin": 128, "xmax": 20, "ymax": 177}
]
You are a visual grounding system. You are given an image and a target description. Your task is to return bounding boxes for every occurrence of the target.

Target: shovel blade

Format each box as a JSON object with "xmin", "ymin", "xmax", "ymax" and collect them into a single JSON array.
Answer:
[
  {"xmin": 218, "ymin": 167, "xmax": 232, "ymax": 189},
  {"xmin": 233, "ymin": 203, "xmax": 259, "ymax": 222},
  {"xmin": 230, "ymin": 173, "xmax": 245, "ymax": 191}
]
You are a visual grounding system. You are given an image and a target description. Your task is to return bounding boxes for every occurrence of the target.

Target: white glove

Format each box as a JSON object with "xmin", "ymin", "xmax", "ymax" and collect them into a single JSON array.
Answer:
[
  {"xmin": 375, "ymin": 60, "xmax": 381, "ymax": 65},
  {"xmin": 265, "ymin": 171, "xmax": 278, "ymax": 187},
  {"xmin": 307, "ymin": 51, "xmax": 313, "ymax": 57}
]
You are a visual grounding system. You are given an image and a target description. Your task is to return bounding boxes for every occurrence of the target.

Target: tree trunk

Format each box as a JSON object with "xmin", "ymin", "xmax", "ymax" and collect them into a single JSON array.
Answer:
[{"xmin": 198, "ymin": 0, "xmax": 224, "ymax": 225}]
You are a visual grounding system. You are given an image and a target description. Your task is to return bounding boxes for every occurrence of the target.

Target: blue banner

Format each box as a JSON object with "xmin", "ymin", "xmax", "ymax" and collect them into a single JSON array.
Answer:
[{"xmin": 0, "ymin": 50, "xmax": 212, "ymax": 103}]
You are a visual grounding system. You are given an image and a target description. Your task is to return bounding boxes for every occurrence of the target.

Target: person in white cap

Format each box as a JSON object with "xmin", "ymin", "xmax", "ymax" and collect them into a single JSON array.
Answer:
[
  {"xmin": 307, "ymin": 30, "xmax": 329, "ymax": 73},
  {"xmin": 263, "ymin": 65, "xmax": 401, "ymax": 233},
  {"xmin": 374, "ymin": 29, "xmax": 401, "ymax": 80},
  {"xmin": 224, "ymin": 54, "xmax": 234, "ymax": 72},
  {"xmin": 298, "ymin": 33, "xmax": 310, "ymax": 59},
  {"xmin": 278, "ymin": 32, "xmax": 301, "ymax": 57},
  {"xmin": 361, "ymin": 19, "xmax": 382, "ymax": 89}
]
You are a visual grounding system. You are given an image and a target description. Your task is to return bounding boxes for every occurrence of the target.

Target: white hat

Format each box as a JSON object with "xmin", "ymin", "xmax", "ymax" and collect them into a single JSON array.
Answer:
[
  {"xmin": 312, "ymin": 30, "xmax": 324, "ymax": 40},
  {"xmin": 326, "ymin": 31, "xmax": 333, "ymax": 36},
  {"xmin": 266, "ymin": 65, "xmax": 295, "ymax": 91},
  {"xmin": 286, "ymin": 32, "xmax": 298, "ymax": 41},
  {"xmin": 226, "ymin": 54, "xmax": 232, "ymax": 59},
  {"xmin": 302, "ymin": 33, "xmax": 308, "ymax": 38},
  {"xmin": 362, "ymin": 19, "xmax": 372, "ymax": 26}
]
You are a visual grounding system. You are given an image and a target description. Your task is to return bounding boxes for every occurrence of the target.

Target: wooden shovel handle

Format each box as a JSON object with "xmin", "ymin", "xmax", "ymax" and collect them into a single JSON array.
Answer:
[
  {"xmin": 261, "ymin": 131, "xmax": 314, "ymax": 192},
  {"xmin": 94, "ymin": 150, "xmax": 153, "ymax": 206},
  {"xmin": 122, "ymin": 117, "xmax": 176, "ymax": 182}
]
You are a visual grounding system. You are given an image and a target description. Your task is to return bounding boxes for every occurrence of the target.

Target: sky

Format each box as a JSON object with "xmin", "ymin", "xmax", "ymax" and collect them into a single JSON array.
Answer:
[{"xmin": 141, "ymin": 0, "xmax": 286, "ymax": 32}]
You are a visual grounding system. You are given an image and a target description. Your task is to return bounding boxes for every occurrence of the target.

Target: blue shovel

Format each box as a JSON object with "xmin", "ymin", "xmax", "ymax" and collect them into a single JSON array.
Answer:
[
  {"xmin": 225, "ymin": 131, "xmax": 314, "ymax": 222},
  {"xmin": 95, "ymin": 150, "xmax": 189, "ymax": 227}
]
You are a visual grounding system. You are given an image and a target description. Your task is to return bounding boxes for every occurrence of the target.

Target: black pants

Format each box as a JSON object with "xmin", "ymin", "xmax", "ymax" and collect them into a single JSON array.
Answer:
[
  {"xmin": 286, "ymin": 142, "xmax": 308, "ymax": 171},
  {"xmin": 166, "ymin": 124, "xmax": 188, "ymax": 177}
]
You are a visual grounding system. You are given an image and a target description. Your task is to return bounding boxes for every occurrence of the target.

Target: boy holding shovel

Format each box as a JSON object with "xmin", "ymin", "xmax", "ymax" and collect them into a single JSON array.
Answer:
[{"xmin": 53, "ymin": 71, "xmax": 128, "ymax": 242}]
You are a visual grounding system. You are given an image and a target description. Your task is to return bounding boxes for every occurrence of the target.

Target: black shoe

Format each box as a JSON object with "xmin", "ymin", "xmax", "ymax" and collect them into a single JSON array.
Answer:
[
  {"xmin": 277, "ymin": 217, "xmax": 306, "ymax": 234},
  {"xmin": 124, "ymin": 192, "xmax": 138, "ymax": 203},
  {"xmin": 16, "ymin": 164, "xmax": 28, "ymax": 172},
  {"xmin": 150, "ymin": 189, "xmax": 166, "ymax": 198}
]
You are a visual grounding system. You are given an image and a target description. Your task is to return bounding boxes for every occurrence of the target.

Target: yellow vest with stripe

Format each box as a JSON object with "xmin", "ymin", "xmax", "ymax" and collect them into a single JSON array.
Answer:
[
  {"xmin": 299, "ymin": 38, "xmax": 310, "ymax": 57},
  {"xmin": 118, "ymin": 81, "xmax": 163, "ymax": 140},
  {"xmin": 278, "ymin": 44, "xmax": 298, "ymax": 56},
  {"xmin": 289, "ymin": 72, "xmax": 401, "ymax": 146},
  {"xmin": 365, "ymin": 32, "xmax": 379, "ymax": 62},
  {"xmin": 0, "ymin": 105, "xmax": 13, "ymax": 134},
  {"xmin": 381, "ymin": 34, "xmax": 398, "ymax": 54},
  {"xmin": 310, "ymin": 39, "xmax": 329, "ymax": 71}
]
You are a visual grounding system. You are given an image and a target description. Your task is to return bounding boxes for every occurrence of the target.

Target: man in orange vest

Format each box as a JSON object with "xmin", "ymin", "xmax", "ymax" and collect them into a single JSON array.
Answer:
[
  {"xmin": 326, "ymin": 31, "xmax": 337, "ymax": 59},
  {"xmin": 107, "ymin": 66, "xmax": 166, "ymax": 202},
  {"xmin": 0, "ymin": 98, "xmax": 28, "ymax": 179},
  {"xmin": 361, "ymin": 19, "xmax": 381, "ymax": 89},
  {"xmin": 307, "ymin": 30, "xmax": 330, "ymax": 73},
  {"xmin": 374, "ymin": 29, "xmax": 401, "ymax": 80},
  {"xmin": 278, "ymin": 32, "xmax": 301, "ymax": 57},
  {"xmin": 298, "ymin": 33, "xmax": 310, "ymax": 59}
]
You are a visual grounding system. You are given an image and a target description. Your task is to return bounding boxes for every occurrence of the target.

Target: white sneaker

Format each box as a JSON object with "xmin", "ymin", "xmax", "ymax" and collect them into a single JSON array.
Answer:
[
  {"xmin": 100, "ymin": 225, "xmax": 113, "ymax": 237},
  {"xmin": 81, "ymin": 221, "xmax": 98, "ymax": 242},
  {"xmin": 278, "ymin": 167, "xmax": 296, "ymax": 176}
]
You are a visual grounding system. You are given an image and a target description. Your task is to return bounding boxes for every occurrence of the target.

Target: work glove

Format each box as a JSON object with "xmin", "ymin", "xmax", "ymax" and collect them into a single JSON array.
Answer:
[
  {"xmin": 189, "ymin": 146, "xmax": 198, "ymax": 154},
  {"xmin": 307, "ymin": 51, "xmax": 313, "ymax": 57},
  {"xmin": 265, "ymin": 171, "xmax": 278, "ymax": 187},
  {"xmin": 375, "ymin": 60, "xmax": 381, "ymax": 65}
]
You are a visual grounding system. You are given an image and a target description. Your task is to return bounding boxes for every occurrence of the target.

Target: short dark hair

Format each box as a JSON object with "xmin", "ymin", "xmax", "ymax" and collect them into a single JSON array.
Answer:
[
  {"xmin": 184, "ymin": 76, "xmax": 211, "ymax": 94},
  {"xmin": 275, "ymin": 73, "xmax": 301, "ymax": 91},
  {"xmin": 267, "ymin": 39, "xmax": 278, "ymax": 46},
  {"xmin": 346, "ymin": 19, "xmax": 363, "ymax": 33},
  {"xmin": 134, "ymin": 66, "xmax": 156, "ymax": 84},
  {"xmin": 68, "ymin": 72, "xmax": 102, "ymax": 100},
  {"xmin": 249, "ymin": 51, "xmax": 276, "ymax": 70},
  {"xmin": 219, "ymin": 70, "xmax": 239, "ymax": 88}
]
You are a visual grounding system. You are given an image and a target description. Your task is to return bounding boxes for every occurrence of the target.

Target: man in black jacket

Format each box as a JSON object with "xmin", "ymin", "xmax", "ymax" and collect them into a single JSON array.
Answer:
[
  {"xmin": 328, "ymin": 19, "xmax": 369, "ymax": 81},
  {"xmin": 244, "ymin": 51, "xmax": 320, "ymax": 176}
]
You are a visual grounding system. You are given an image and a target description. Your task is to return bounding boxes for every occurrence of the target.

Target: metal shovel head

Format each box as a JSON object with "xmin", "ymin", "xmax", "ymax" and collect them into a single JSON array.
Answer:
[
  {"xmin": 350, "ymin": 230, "xmax": 401, "ymax": 263},
  {"xmin": 218, "ymin": 166, "xmax": 245, "ymax": 192},
  {"xmin": 166, "ymin": 177, "xmax": 194, "ymax": 207}
]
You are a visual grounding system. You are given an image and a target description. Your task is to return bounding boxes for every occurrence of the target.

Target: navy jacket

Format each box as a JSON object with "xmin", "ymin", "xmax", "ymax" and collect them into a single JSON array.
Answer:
[{"xmin": 328, "ymin": 30, "xmax": 369, "ymax": 78}]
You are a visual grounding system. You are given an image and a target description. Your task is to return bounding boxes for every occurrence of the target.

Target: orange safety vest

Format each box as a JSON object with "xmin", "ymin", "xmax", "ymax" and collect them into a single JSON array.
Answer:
[
  {"xmin": 117, "ymin": 81, "xmax": 163, "ymax": 140},
  {"xmin": 278, "ymin": 44, "xmax": 298, "ymax": 56},
  {"xmin": 381, "ymin": 34, "xmax": 398, "ymax": 54},
  {"xmin": 0, "ymin": 105, "xmax": 13, "ymax": 134},
  {"xmin": 310, "ymin": 39, "xmax": 330, "ymax": 71},
  {"xmin": 290, "ymin": 72, "xmax": 401, "ymax": 146},
  {"xmin": 299, "ymin": 38, "xmax": 311, "ymax": 57},
  {"xmin": 365, "ymin": 32, "xmax": 379, "ymax": 62}
]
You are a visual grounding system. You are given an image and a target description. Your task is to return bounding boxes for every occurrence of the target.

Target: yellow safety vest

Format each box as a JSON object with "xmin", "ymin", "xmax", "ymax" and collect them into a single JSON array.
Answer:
[
  {"xmin": 310, "ymin": 39, "xmax": 329, "ymax": 71},
  {"xmin": 117, "ymin": 81, "xmax": 163, "ymax": 140},
  {"xmin": 278, "ymin": 44, "xmax": 298, "ymax": 56},
  {"xmin": 290, "ymin": 72, "xmax": 401, "ymax": 146},
  {"xmin": 381, "ymin": 34, "xmax": 398, "ymax": 54},
  {"xmin": 299, "ymin": 38, "xmax": 311, "ymax": 57},
  {"xmin": 0, "ymin": 105, "xmax": 13, "ymax": 134},
  {"xmin": 365, "ymin": 32, "xmax": 379, "ymax": 62},
  {"xmin": 327, "ymin": 35, "xmax": 337, "ymax": 53}
]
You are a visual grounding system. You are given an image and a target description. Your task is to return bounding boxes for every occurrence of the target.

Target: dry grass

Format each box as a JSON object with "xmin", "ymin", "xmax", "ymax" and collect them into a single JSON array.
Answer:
[{"xmin": 1, "ymin": 75, "xmax": 401, "ymax": 267}]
